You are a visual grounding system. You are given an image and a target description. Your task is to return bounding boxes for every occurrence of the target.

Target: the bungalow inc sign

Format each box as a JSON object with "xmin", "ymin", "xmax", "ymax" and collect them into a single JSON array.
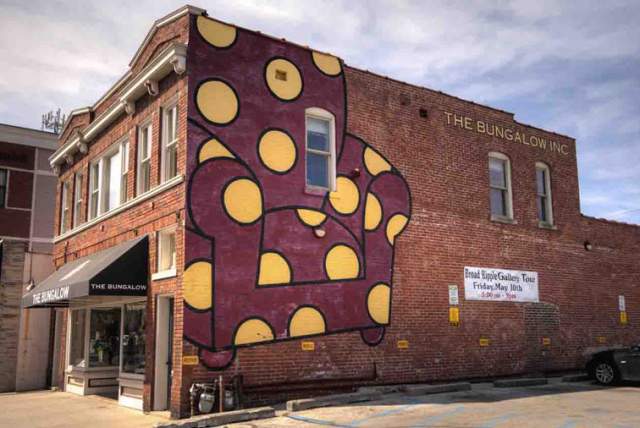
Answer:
[
  {"xmin": 444, "ymin": 111, "xmax": 569, "ymax": 156},
  {"xmin": 464, "ymin": 266, "xmax": 539, "ymax": 302},
  {"xmin": 32, "ymin": 286, "xmax": 70, "ymax": 305}
]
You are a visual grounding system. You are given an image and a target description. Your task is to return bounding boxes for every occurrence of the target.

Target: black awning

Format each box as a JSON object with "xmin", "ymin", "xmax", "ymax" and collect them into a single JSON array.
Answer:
[{"xmin": 22, "ymin": 236, "xmax": 149, "ymax": 308}]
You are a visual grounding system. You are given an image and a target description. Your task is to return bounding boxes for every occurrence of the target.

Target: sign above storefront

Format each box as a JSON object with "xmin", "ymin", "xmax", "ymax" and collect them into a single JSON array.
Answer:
[
  {"xmin": 464, "ymin": 266, "xmax": 539, "ymax": 303},
  {"xmin": 444, "ymin": 111, "xmax": 569, "ymax": 156}
]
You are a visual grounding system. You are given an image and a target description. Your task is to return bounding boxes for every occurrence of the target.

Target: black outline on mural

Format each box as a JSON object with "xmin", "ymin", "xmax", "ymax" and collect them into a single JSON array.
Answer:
[
  {"xmin": 194, "ymin": 77, "xmax": 241, "ymax": 127},
  {"xmin": 195, "ymin": 15, "xmax": 239, "ymax": 51},
  {"xmin": 195, "ymin": 134, "xmax": 238, "ymax": 163},
  {"xmin": 256, "ymin": 249, "xmax": 295, "ymax": 286},
  {"xmin": 360, "ymin": 326, "xmax": 386, "ymax": 347},
  {"xmin": 262, "ymin": 56, "xmax": 305, "ymax": 103},
  {"xmin": 310, "ymin": 51, "xmax": 343, "ymax": 78},
  {"xmin": 256, "ymin": 127, "xmax": 299, "ymax": 175},
  {"xmin": 218, "ymin": 175, "xmax": 265, "ymax": 227},
  {"xmin": 286, "ymin": 304, "xmax": 328, "ymax": 338},
  {"xmin": 322, "ymin": 242, "xmax": 362, "ymax": 281}
]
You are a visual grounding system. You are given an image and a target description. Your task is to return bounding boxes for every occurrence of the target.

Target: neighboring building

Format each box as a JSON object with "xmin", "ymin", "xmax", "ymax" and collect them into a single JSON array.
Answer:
[
  {"xmin": 0, "ymin": 123, "xmax": 58, "ymax": 392},
  {"xmin": 24, "ymin": 5, "xmax": 639, "ymax": 418}
]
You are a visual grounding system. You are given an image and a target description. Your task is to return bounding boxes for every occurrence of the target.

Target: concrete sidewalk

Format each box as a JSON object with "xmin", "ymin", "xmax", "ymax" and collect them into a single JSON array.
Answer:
[{"xmin": 0, "ymin": 390, "xmax": 168, "ymax": 428}]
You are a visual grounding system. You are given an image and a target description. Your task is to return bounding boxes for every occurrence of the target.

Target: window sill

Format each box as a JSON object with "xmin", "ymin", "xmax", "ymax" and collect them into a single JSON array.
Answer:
[
  {"xmin": 490, "ymin": 215, "xmax": 517, "ymax": 225},
  {"xmin": 304, "ymin": 185, "xmax": 330, "ymax": 196},
  {"xmin": 54, "ymin": 175, "xmax": 184, "ymax": 243},
  {"xmin": 152, "ymin": 269, "xmax": 176, "ymax": 281},
  {"xmin": 538, "ymin": 221, "xmax": 557, "ymax": 230}
]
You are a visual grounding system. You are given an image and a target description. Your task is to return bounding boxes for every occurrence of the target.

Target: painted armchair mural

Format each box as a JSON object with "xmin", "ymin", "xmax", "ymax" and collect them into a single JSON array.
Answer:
[{"xmin": 183, "ymin": 15, "xmax": 412, "ymax": 369}]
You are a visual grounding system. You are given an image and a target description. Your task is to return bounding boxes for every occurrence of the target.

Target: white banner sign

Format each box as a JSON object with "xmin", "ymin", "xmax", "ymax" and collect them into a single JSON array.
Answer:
[{"xmin": 464, "ymin": 266, "xmax": 539, "ymax": 302}]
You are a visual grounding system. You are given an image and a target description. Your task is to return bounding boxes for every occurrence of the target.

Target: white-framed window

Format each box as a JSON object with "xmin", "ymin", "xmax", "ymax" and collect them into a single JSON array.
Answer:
[
  {"xmin": 536, "ymin": 162, "xmax": 553, "ymax": 225},
  {"xmin": 89, "ymin": 162, "xmax": 100, "ymax": 220},
  {"xmin": 155, "ymin": 228, "xmax": 176, "ymax": 278},
  {"xmin": 488, "ymin": 152, "xmax": 513, "ymax": 220},
  {"xmin": 88, "ymin": 140, "xmax": 129, "ymax": 219},
  {"xmin": 305, "ymin": 107, "xmax": 336, "ymax": 191},
  {"xmin": 0, "ymin": 168, "xmax": 7, "ymax": 208},
  {"xmin": 60, "ymin": 180, "xmax": 71, "ymax": 233},
  {"xmin": 73, "ymin": 172, "xmax": 84, "ymax": 227},
  {"xmin": 137, "ymin": 122, "xmax": 152, "ymax": 195},
  {"xmin": 161, "ymin": 103, "xmax": 178, "ymax": 182}
]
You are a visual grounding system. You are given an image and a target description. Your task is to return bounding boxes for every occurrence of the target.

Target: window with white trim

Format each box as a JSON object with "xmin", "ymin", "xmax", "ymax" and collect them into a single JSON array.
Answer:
[
  {"xmin": 89, "ymin": 162, "xmax": 100, "ymax": 220},
  {"xmin": 162, "ymin": 103, "xmax": 178, "ymax": 182},
  {"xmin": 88, "ymin": 140, "xmax": 129, "ymax": 220},
  {"xmin": 488, "ymin": 152, "xmax": 513, "ymax": 220},
  {"xmin": 121, "ymin": 140, "xmax": 130, "ymax": 204},
  {"xmin": 73, "ymin": 172, "xmax": 83, "ymax": 227},
  {"xmin": 60, "ymin": 180, "xmax": 71, "ymax": 233},
  {"xmin": 157, "ymin": 228, "xmax": 176, "ymax": 275},
  {"xmin": 536, "ymin": 162, "xmax": 553, "ymax": 225},
  {"xmin": 137, "ymin": 122, "xmax": 152, "ymax": 195},
  {"xmin": 0, "ymin": 169, "xmax": 7, "ymax": 208},
  {"xmin": 305, "ymin": 108, "xmax": 336, "ymax": 190}
]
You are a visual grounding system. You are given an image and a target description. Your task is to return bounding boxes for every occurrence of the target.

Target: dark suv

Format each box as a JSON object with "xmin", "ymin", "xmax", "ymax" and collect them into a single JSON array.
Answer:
[{"xmin": 587, "ymin": 344, "xmax": 640, "ymax": 385}]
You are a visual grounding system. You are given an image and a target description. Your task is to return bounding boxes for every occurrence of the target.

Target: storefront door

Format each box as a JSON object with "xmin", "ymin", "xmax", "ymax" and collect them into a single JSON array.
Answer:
[{"xmin": 153, "ymin": 295, "xmax": 174, "ymax": 411}]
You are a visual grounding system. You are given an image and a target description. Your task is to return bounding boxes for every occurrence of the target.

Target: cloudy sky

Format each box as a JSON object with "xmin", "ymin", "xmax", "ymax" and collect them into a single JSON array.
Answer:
[{"xmin": 1, "ymin": 0, "xmax": 638, "ymax": 223}]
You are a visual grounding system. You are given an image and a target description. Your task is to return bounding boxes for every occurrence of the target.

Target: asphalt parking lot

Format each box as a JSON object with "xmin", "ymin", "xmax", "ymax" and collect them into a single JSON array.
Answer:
[{"xmin": 231, "ymin": 379, "xmax": 640, "ymax": 428}]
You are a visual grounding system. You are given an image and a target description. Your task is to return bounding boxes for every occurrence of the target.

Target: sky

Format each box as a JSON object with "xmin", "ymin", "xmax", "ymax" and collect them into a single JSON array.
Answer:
[{"xmin": 0, "ymin": 0, "xmax": 638, "ymax": 223}]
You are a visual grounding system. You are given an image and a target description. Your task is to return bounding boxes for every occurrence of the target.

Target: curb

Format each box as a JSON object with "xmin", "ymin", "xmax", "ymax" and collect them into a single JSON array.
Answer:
[
  {"xmin": 562, "ymin": 373, "xmax": 590, "ymax": 382},
  {"xmin": 153, "ymin": 407, "xmax": 275, "ymax": 428},
  {"xmin": 493, "ymin": 378, "xmax": 548, "ymax": 388},
  {"xmin": 286, "ymin": 391, "xmax": 383, "ymax": 412},
  {"xmin": 402, "ymin": 382, "xmax": 472, "ymax": 396}
]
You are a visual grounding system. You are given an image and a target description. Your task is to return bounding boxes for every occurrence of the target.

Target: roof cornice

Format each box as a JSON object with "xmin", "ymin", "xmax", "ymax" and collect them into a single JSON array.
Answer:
[{"xmin": 50, "ymin": 42, "xmax": 187, "ymax": 171}]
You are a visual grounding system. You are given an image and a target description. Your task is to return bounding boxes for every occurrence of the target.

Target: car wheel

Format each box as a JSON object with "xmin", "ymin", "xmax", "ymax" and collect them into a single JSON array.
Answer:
[{"xmin": 594, "ymin": 361, "xmax": 618, "ymax": 385}]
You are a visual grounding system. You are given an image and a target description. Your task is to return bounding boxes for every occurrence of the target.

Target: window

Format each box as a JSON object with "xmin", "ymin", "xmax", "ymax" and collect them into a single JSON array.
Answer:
[
  {"xmin": 488, "ymin": 152, "xmax": 513, "ymax": 220},
  {"xmin": 69, "ymin": 309, "xmax": 87, "ymax": 367},
  {"xmin": 60, "ymin": 180, "xmax": 71, "ymax": 233},
  {"xmin": 305, "ymin": 108, "xmax": 336, "ymax": 190},
  {"xmin": 73, "ymin": 173, "xmax": 83, "ymax": 227},
  {"xmin": 89, "ymin": 162, "xmax": 100, "ymax": 219},
  {"xmin": 137, "ymin": 123, "xmax": 152, "ymax": 194},
  {"xmin": 88, "ymin": 141, "xmax": 129, "ymax": 220},
  {"xmin": 162, "ymin": 104, "xmax": 178, "ymax": 182},
  {"xmin": 157, "ymin": 228, "xmax": 176, "ymax": 274},
  {"xmin": 88, "ymin": 307, "xmax": 121, "ymax": 367},
  {"xmin": 0, "ymin": 169, "xmax": 7, "ymax": 208},
  {"xmin": 121, "ymin": 303, "xmax": 146, "ymax": 375},
  {"xmin": 536, "ymin": 162, "xmax": 553, "ymax": 225},
  {"xmin": 121, "ymin": 140, "xmax": 130, "ymax": 204}
]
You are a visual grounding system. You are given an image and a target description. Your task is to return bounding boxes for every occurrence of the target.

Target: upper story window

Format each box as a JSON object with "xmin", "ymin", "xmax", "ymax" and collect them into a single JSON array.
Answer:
[
  {"xmin": 305, "ymin": 108, "xmax": 336, "ymax": 191},
  {"xmin": 137, "ymin": 122, "xmax": 152, "ymax": 195},
  {"xmin": 162, "ymin": 103, "xmax": 178, "ymax": 182},
  {"xmin": 60, "ymin": 180, "xmax": 71, "ymax": 233},
  {"xmin": 488, "ymin": 152, "xmax": 513, "ymax": 220},
  {"xmin": 0, "ymin": 169, "xmax": 7, "ymax": 208},
  {"xmin": 156, "ymin": 227, "xmax": 176, "ymax": 277},
  {"xmin": 536, "ymin": 162, "xmax": 553, "ymax": 225},
  {"xmin": 88, "ymin": 140, "xmax": 129, "ymax": 220},
  {"xmin": 73, "ymin": 172, "xmax": 83, "ymax": 227}
]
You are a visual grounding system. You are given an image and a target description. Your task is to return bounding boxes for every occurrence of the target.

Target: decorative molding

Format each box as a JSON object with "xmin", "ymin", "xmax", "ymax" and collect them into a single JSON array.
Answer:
[
  {"xmin": 145, "ymin": 79, "xmax": 159, "ymax": 96},
  {"xmin": 171, "ymin": 56, "xmax": 186, "ymax": 74},
  {"xmin": 76, "ymin": 140, "xmax": 88, "ymax": 154},
  {"xmin": 122, "ymin": 100, "xmax": 136, "ymax": 115},
  {"xmin": 64, "ymin": 154, "xmax": 74, "ymax": 165},
  {"xmin": 53, "ymin": 174, "xmax": 184, "ymax": 243}
]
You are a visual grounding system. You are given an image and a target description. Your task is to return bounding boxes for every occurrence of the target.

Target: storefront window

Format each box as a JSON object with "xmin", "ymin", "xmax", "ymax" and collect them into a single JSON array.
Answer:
[
  {"xmin": 69, "ymin": 310, "xmax": 86, "ymax": 367},
  {"xmin": 88, "ymin": 307, "xmax": 121, "ymax": 367},
  {"xmin": 122, "ymin": 303, "xmax": 146, "ymax": 375}
]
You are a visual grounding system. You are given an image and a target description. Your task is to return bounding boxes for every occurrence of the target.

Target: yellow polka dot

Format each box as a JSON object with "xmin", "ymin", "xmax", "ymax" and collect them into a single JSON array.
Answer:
[
  {"xmin": 223, "ymin": 178, "xmax": 262, "ymax": 224},
  {"xmin": 198, "ymin": 138, "xmax": 235, "ymax": 163},
  {"xmin": 386, "ymin": 214, "xmax": 409, "ymax": 245},
  {"xmin": 258, "ymin": 252, "xmax": 291, "ymax": 285},
  {"xmin": 367, "ymin": 283, "xmax": 391, "ymax": 324},
  {"xmin": 363, "ymin": 147, "xmax": 392, "ymax": 176},
  {"xmin": 325, "ymin": 244, "xmax": 359, "ymax": 280},
  {"xmin": 289, "ymin": 307, "xmax": 326, "ymax": 337},
  {"xmin": 196, "ymin": 80, "xmax": 238, "ymax": 125},
  {"xmin": 311, "ymin": 51, "xmax": 342, "ymax": 76},
  {"xmin": 234, "ymin": 319, "xmax": 274, "ymax": 345},
  {"xmin": 364, "ymin": 193, "xmax": 382, "ymax": 231},
  {"xmin": 265, "ymin": 58, "xmax": 302, "ymax": 101},
  {"xmin": 183, "ymin": 261, "xmax": 212, "ymax": 310},
  {"xmin": 329, "ymin": 177, "xmax": 360, "ymax": 215},
  {"xmin": 296, "ymin": 209, "xmax": 326, "ymax": 227},
  {"xmin": 258, "ymin": 130, "xmax": 296, "ymax": 173},
  {"xmin": 196, "ymin": 16, "xmax": 237, "ymax": 48}
]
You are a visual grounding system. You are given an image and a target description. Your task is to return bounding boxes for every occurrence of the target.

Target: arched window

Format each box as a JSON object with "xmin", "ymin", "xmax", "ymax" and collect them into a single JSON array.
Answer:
[
  {"xmin": 305, "ymin": 107, "xmax": 336, "ymax": 191},
  {"xmin": 535, "ymin": 162, "xmax": 553, "ymax": 225},
  {"xmin": 488, "ymin": 152, "xmax": 513, "ymax": 220}
]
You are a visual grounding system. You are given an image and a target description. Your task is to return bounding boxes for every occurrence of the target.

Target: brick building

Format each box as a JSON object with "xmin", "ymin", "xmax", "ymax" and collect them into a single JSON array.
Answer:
[
  {"xmin": 0, "ymin": 123, "xmax": 58, "ymax": 392},
  {"xmin": 24, "ymin": 5, "xmax": 639, "ymax": 418}
]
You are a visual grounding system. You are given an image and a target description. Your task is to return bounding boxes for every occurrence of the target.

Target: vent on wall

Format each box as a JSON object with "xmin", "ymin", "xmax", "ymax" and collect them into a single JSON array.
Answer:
[{"xmin": 275, "ymin": 70, "xmax": 288, "ymax": 81}]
